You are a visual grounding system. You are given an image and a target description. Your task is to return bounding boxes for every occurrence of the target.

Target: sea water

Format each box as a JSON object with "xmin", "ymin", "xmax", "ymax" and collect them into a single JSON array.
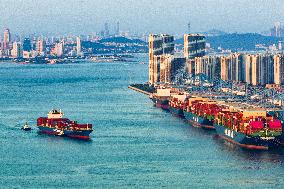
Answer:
[{"xmin": 0, "ymin": 55, "xmax": 284, "ymax": 188}]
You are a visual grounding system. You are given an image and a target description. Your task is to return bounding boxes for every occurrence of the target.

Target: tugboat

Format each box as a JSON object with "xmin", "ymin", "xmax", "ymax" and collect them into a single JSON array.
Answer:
[
  {"xmin": 37, "ymin": 109, "xmax": 93, "ymax": 140},
  {"xmin": 21, "ymin": 122, "xmax": 31, "ymax": 131}
]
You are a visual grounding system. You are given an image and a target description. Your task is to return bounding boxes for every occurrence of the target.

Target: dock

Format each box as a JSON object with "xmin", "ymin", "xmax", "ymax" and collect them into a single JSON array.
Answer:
[{"xmin": 128, "ymin": 84, "xmax": 154, "ymax": 96}]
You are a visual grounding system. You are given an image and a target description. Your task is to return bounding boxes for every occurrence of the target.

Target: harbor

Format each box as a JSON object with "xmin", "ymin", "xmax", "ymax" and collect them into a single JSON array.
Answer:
[
  {"xmin": 0, "ymin": 58, "xmax": 284, "ymax": 188},
  {"xmin": 129, "ymin": 82, "xmax": 284, "ymax": 150}
]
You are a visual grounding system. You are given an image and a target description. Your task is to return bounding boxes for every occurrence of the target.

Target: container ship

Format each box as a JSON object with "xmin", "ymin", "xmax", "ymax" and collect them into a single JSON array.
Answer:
[
  {"xmin": 168, "ymin": 93, "xmax": 189, "ymax": 117},
  {"xmin": 213, "ymin": 101, "xmax": 282, "ymax": 150},
  {"xmin": 266, "ymin": 110, "xmax": 284, "ymax": 145},
  {"xmin": 149, "ymin": 85, "xmax": 284, "ymax": 149},
  {"xmin": 183, "ymin": 97, "xmax": 218, "ymax": 129},
  {"xmin": 37, "ymin": 109, "xmax": 93, "ymax": 140},
  {"xmin": 149, "ymin": 87, "xmax": 179, "ymax": 110}
]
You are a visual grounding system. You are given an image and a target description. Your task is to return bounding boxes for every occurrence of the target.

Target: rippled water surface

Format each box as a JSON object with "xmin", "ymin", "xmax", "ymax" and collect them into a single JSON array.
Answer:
[{"xmin": 0, "ymin": 55, "xmax": 284, "ymax": 188}]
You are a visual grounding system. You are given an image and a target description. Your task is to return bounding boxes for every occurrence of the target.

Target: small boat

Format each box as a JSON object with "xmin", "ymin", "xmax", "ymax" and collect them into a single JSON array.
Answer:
[{"xmin": 22, "ymin": 122, "xmax": 31, "ymax": 131}]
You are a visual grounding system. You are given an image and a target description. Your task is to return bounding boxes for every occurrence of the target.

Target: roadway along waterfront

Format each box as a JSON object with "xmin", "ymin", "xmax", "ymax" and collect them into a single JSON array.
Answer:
[{"xmin": 0, "ymin": 55, "xmax": 284, "ymax": 188}]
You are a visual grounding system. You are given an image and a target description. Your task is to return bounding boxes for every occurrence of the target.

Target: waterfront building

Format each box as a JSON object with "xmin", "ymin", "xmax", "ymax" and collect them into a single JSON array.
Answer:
[
  {"xmin": 11, "ymin": 42, "xmax": 22, "ymax": 58},
  {"xmin": 148, "ymin": 34, "xmax": 175, "ymax": 85},
  {"xmin": 229, "ymin": 53, "xmax": 243, "ymax": 82},
  {"xmin": 1, "ymin": 28, "xmax": 11, "ymax": 56},
  {"xmin": 54, "ymin": 41, "xmax": 64, "ymax": 57},
  {"xmin": 36, "ymin": 39, "xmax": 46, "ymax": 56},
  {"xmin": 23, "ymin": 51, "xmax": 30, "ymax": 59},
  {"xmin": 220, "ymin": 56, "xmax": 229, "ymax": 81},
  {"xmin": 2, "ymin": 28, "xmax": 10, "ymax": 50},
  {"xmin": 195, "ymin": 56, "xmax": 220, "ymax": 81},
  {"xmin": 116, "ymin": 21, "xmax": 120, "ymax": 36},
  {"xmin": 251, "ymin": 54, "xmax": 261, "ymax": 86},
  {"xmin": 158, "ymin": 55, "xmax": 186, "ymax": 83},
  {"xmin": 184, "ymin": 34, "xmax": 205, "ymax": 59},
  {"xmin": 195, "ymin": 56, "xmax": 212, "ymax": 80},
  {"xmin": 104, "ymin": 22, "xmax": 110, "ymax": 37},
  {"xmin": 76, "ymin": 36, "xmax": 81, "ymax": 56},
  {"xmin": 180, "ymin": 52, "xmax": 283, "ymax": 86},
  {"xmin": 23, "ymin": 38, "xmax": 32, "ymax": 52},
  {"xmin": 186, "ymin": 59, "xmax": 195, "ymax": 76},
  {"xmin": 159, "ymin": 55, "xmax": 171, "ymax": 83},
  {"xmin": 170, "ymin": 57, "xmax": 186, "ymax": 83},
  {"xmin": 249, "ymin": 54, "xmax": 274, "ymax": 86},
  {"xmin": 274, "ymin": 54, "xmax": 284, "ymax": 85},
  {"xmin": 242, "ymin": 54, "xmax": 252, "ymax": 84},
  {"xmin": 260, "ymin": 53, "xmax": 274, "ymax": 85},
  {"xmin": 70, "ymin": 47, "xmax": 77, "ymax": 57}
]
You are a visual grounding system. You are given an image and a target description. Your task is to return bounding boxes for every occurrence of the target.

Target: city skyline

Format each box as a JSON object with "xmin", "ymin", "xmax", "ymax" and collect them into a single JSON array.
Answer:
[{"xmin": 1, "ymin": 0, "xmax": 284, "ymax": 36}]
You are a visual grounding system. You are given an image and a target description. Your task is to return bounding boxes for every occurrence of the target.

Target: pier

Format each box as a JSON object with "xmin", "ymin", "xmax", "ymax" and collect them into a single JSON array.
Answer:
[{"xmin": 128, "ymin": 84, "xmax": 154, "ymax": 96}]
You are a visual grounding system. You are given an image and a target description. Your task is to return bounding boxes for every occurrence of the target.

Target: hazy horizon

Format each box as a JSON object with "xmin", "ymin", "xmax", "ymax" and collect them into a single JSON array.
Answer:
[{"xmin": 0, "ymin": 0, "xmax": 284, "ymax": 36}]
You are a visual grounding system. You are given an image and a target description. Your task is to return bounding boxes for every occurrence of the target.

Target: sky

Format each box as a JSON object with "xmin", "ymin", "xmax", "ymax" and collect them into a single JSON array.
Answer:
[{"xmin": 0, "ymin": 0, "xmax": 284, "ymax": 36}]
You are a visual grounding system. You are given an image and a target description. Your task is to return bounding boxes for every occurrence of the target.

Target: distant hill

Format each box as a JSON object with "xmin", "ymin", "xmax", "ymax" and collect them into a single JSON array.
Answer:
[
  {"xmin": 207, "ymin": 33, "xmax": 281, "ymax": 51},
  {"xmin": 175, "ymin": 33, "xmax": 282, "ymax": 51},
  {"xmin": 202, "ymin": 29, "xmax": 227, "ymax": 36},
  {"xmin": 99, "ymin": 37, "xmax": 146, "ymax": 44}
]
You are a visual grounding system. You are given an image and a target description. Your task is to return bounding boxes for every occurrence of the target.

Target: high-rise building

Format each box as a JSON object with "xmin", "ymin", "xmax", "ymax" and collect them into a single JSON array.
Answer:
[
  {"xmin": 2, "ymin": 28, "xmax": 10, "ymax": 50},
  {"xmin": 229, "ymin": 53, "xmax": 243, "ymax": 82},
  {"xmin": 274, "ymin": 21, "xmax": 281, "ymax": 37},
  {"xmin": 116, "ymin": 21, "xmax": 120, "ymax": 36},
  {"xmin": 260, "ymin": 53, "xmax": 274, "ymax": 85},
  {"xmin": 251, "ymin": 54, "xmax": 262, "ymax": 86},
  {"xmin": 186, "ymin": 59, "xmax": 195, "ymax": 76},
  {"xmin": 3, "ymin": 28, "xmax": 10, "ymax": 43},
  {"xmin": 194, "ymin": 56, "xmax": 218, "ymax": 80},
  {"xmin": 76, "ymin": 36, "xmax": 81, "ymax": 56},
  {"xmin": 54, "ymin": 40, "xmax": 64, "ymax": 57},
  {"xmin": 242, "ymin": 54, "xmax": 252, "ymax": 84},
  {"xmin": 36, "ymin": 39, "xmax": 46, "ymax": 55},
  {"xmin": 249, "ymin": 54, "xmax": 274, "ymax": 86},
  {"xmin": 156, "ymin": 55, "xmax": 186, "ymax": 83},
  {"xmin": 148, "ymin": 34, "xmax": 175, "ymax": 85},
  {"xmin": 220, "ymin": 56, "xmax": 229, "ymax": 81},
  {"xmin": 1, "ymin": 28, "xmax": 11, "ymax": 56},
  {"xmin": 181, "ymin": 52, "xmax": 282, "ymax": 86},
  {"xmin": 23, "ymin": 38, "xmax": 31, "ymax": 52},
  {"xmin": 274, "ymin": 54, "xmax": 284, "ymax": 85},
  {"xmin": 184, "ymin": 34, "xmax": 205, "ymax": 59},
  {"xmin": 11, "ymin": 42, "xmax": 22, "ymax": 58},
  {"xmin": 104, "ymin": 22, "xmax": 109, "ymax": 37}
]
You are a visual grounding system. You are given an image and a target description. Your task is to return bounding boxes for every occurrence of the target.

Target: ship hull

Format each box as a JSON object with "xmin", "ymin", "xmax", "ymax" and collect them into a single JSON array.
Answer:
[
  {"xmin": 151, "ymin": 97, "xmax": 169, "ymax": 110},
  {"xmin": 64, "ymin": 130, "xmax": 93, "ymax": 139},
  {"xmin": 184, "ymin": 111, "xmax": 215, "ymax": 129},
  {"xmin": 214, "ymin": 123, "xmax": 281, "ymax": 150},
  {"xmin": 38, "ymin": 126, "xmax": 92, "ymax": 140},
  {"xmin": 38, "ymin": 126, "xmax": 58, "ymax": 135},
  {"xmin": 169, "ymin": 106, "xmax": 184, "ymax": 117}
]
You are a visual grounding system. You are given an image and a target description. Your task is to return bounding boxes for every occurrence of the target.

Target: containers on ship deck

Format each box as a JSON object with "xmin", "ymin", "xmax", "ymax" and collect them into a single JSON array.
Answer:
[
  {"xmin": 37, "ymin": 110, "xmax": 93, "ymax": 140},
  {"xmin": 168, "ymin": 93, "xmax": 189, "ymax": 117}
]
